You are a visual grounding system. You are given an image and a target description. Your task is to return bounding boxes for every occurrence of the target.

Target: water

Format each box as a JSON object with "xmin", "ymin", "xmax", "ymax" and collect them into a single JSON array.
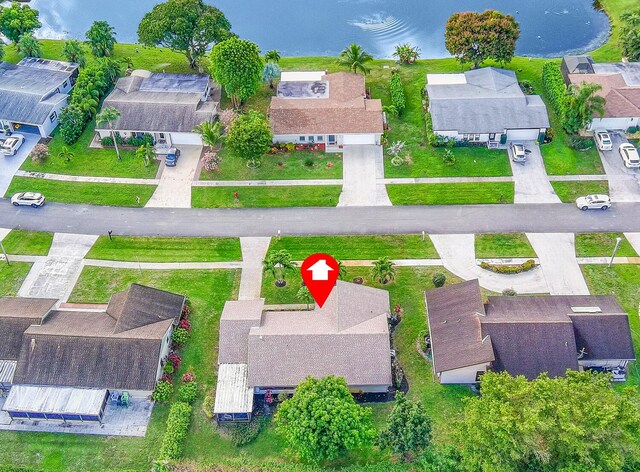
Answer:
[{"xmin": 22, "ymin": 0, "xmax": 610, "ymax": 58}]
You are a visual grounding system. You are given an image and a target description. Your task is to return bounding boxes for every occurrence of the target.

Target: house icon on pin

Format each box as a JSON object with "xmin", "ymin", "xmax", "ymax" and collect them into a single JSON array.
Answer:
[{"xmin": 307, "ymin": 259, "xmax": 334, "ymax": 281}]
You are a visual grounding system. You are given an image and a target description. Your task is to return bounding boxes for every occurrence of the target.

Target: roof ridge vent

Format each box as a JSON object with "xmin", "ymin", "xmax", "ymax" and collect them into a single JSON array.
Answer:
[{"xmin": 571, "ymin": 306, "xmax": 602, "ymax": 313}]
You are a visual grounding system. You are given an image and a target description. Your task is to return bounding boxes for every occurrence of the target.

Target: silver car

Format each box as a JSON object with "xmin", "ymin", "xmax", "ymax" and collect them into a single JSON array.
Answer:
[
  {"xmin": 0, "ymin": 134, "xmax": 25, "ymax": 156},
  {"xmin": 594, "ymin": 131, "xmax": 612, "ymax": 151},
  {"xmin": 619, "ymin": 143, "xmax": 640, "ymax": 168},
  {"xmin": 11, "ymin": 192, "xmax": 46, "ymax": 208},
  {"xmin": 510, "ymin": 143, "xmax": 527, "ymax": 162},
  {"xmin": 575, "ymin": 194, "xmax": 611, "ymax": 211}
]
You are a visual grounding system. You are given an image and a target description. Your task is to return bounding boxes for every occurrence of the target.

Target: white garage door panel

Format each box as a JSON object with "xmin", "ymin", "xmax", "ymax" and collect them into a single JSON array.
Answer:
[
  {"xmin": 170, "ymin": 132, "xmax": 203, "ymax": 145},
  {"xmin": 343, "ymin": 134, "xmax": 377, "ymax": 145},
  {"xmin": 507, "ymin": 129, "xmax": 539, "ymax": 141}
]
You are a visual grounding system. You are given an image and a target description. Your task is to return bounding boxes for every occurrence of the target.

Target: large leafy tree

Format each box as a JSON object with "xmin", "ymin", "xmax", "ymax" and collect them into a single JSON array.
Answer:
[
  {"xmin": 620, "ymin": 10, "xmax": 640, "ymax": 62},
  {"xmin": 379, "ymin": 392, "xmax": 432, "ymax": 462},
  {"xmin": 0, "ymin": 1, "xmax": 41, "ymax": 43},
  {"xmin": 16, "ymin": 32, "xmax": 41, "ymax": 58},
  {"xmin": 138, "ymin": 0, "xmax": 232, "ymax": 69},
  {"xmin": 275, "ymin": 376, "xmax": 376, "ymax": 463},
  {"xmin": 210, "ymin": 37, "xmax": 263, "ymax": 108},
  {"xmin": 445, "ymin": 10, "xmax": 520, "ymax": 68},
  {"xmin": 262, "ymin": 249, "xmax": 297, "ymax": 286},
  {"xmin": 86, "ymin": 20, "xmax": 117, "ymax": 57},
  {"xmin": 564, "ymin": 82, "xmax": 606, "ymax": 134},
  {"xmin": 455, "ymin": 371, "xmax": 640, "ymax": 472},
  {"xmin": 96, "ymin": 107, "xmax": 122, "ymax": 160},
  {"xmin": 62, "ymin": 39, "xmax": 86, "ymax": 67},
  {"xmin": 225, "ymin": 110, "xmax": 272, "ymax": 167},
  {"xmin": 337, "ymin": 43, "xmax": 373, "ymax": 75}
]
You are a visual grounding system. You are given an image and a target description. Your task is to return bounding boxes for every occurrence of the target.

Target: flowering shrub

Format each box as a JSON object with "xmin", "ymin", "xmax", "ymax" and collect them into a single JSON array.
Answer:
[
  {"xmin": 178, "ymin": 318, "xmax": 191, "ymax": 332},
  {"xmin": 29, "ymin": 143, "xmax": 50, "ymax": 162},
  {"xmin": 178, "ymin": 381, "xmax": 198, "ymax": 404},
  {"xmin": 152, "ymin": 380, "xmax": 173, "ymax": 402},
  {"xmin": 326, "ymin": 162, "xmax": 334, "ymax": 168},
  {"xmin": 181, "ymin": 304, "xmax": 191, "ymax": 319},
  {"xmin": 201, "ymin": 151, "xmax": 222, "ymax": 171},
  {"xmin": 161, "ymin": 374, "xmax": 173, "ymax": 384},
  {"xmin": 480, "ymin": 259, "xmax": 536, "ymax": 274},
  {"xmin": 167, "ymin": 352, "xmax": 181, "ymax": 370},
  {"xmin": 182, "ymin": 371, "xmax": 196, "ymax": 383}
]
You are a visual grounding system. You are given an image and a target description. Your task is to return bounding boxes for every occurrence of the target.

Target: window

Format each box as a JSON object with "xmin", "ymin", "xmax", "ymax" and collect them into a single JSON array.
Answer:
[
  {"xmin": 9, "ymin": 411, "xmax": 28, "ymax": 418},
  {"xmin": 489, "ymin": 133, "xmax": 496, "ymax": 141},
  {"xmin": 463, "ymin": 134, "xmax": 481, "ymax": 142},
  {"xmin": 62, "ymin": 80, "xmax": 68, "ymax": 89},
  {"xmin": 328, "ymin": 135, "xmax": 336, "ymax": 145},
  {"xmin": 299, "ymin": 136, "xmax": 305, "ymax": 142},
  {"xmin": 62, "ymin": 414, "xmax": 82, "ymax": 421},
  {"xmin": 27, "ymin": 412, "xmax": 46, "ymax": 419},
  {"xmin": 50, "ymin": 111, "xmax": 57, "ymax": 123},
  {"xmin": 308, "ymin": 136, "xmax": 314, "ymax": 143},
  {"xmin": 317, "ymin": 136, "xmax": 324, "ymax": 142},
  {"xmin": 45, "ymin": 413, "xmax": 63, "ymax": 420}
]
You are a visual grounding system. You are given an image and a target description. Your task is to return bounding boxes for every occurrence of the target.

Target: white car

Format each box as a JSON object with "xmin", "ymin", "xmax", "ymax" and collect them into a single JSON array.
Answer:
[
  {"xmin": 576, "ymin": 194, "xmax": 611, "ymax": 211},
  {"xmin": 0, "ymin": 134, "xmax": 25, "ymax": 156},
  {"xmin": 594, "ymin": 131, "xmax": 612, "ymax": 151},
  {"xmin": 10, "ymin": 192, "xmax": 46, "ymax": 208},
  {"xmin": 510, "ymin": 143, "xmax": 527, "ymax": 162},
  {"xmin": 619, "ymin": 143, "xmax": 640, "ymax": 168}
]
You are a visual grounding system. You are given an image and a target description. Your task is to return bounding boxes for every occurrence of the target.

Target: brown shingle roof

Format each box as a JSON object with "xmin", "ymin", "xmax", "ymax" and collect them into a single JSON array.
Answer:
[
  {"xmin": 568, "ymin": 73, "xmax": 640, "ymax": 118},
  {"xmin": 0, "ymin": 297, "xmax": 57, "ymax": 320},
  {"xmin": 569, "ymin": 313, "xmax": 635, "ymax": 361},
  {"xmin": 0, "ymin": 297, "xmax": 57, "ymax": 361},
  {"xmin": 218, "ymin": 299, "xmax": 264, "ymax": 364}
]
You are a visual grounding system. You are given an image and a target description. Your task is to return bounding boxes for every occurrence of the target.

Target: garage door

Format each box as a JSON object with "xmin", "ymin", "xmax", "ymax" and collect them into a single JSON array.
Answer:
[
  {"xmin": 506, "ymin": 129, "xmax": 540, "ymax": 141},
  {"xmin": 342, "ymin": 134, "xmax": 377, "ymax": 145},
  {"xmin": 170, "ymin": 132, "xmax": 203, "ymax": 145}
]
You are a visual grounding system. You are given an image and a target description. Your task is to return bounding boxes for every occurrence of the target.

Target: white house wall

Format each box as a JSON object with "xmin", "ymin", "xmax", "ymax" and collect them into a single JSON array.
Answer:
[
  {"xmin": 589, "ymin": 117, "xmax": 639, "ymax": 131},
  {"xmin": 39, "ymin": 98, "xmax": 68, "ymax": 137},
  {"xmin": 438, "ymin": 363, "xmax": 490, "ymax": 384}
]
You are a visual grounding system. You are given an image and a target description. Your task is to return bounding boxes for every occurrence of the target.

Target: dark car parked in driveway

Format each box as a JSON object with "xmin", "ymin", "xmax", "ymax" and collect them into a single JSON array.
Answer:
[{"xmin": 165, "ymin": 148, "xmax": 181, "ymax": 167}]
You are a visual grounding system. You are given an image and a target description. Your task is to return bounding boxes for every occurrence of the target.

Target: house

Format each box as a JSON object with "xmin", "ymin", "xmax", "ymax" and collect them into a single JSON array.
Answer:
[
  {"xmin": 95, "ymin": 70, "xmax": 219, "ymax": 148},
  {"xmin": 0, "ymin": 58, "xmax": 79, "ymax": 137},
  {"xmin": 425, "ymin": 67, "xmax": 550, "ymax": 146},
  {"xmin": 1, "ymin": 284, "xmax": 185, "ymax": 423},
  {"xmin": 213, "ymin": 282, "xmax": 393, "ymax": 422},
  {"xmin": 562, "ymin": 56, "xmax": 640, "ymax": 131},
  {"xmin": 268, "ymin": 71, "xmax": 385, "ymax": 151},
  {"xmin": 425, "ymin": 280, "xmax": 635, "ymax": 384}
]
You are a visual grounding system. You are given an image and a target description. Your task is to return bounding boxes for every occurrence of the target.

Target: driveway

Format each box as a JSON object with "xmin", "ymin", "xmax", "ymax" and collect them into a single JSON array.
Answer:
[
  {"xmin": 145, "ymin": 145, "xmax": 202, "ymax": 208},
  {"xmin": 508, "ymin": 142, "xmax": 560, "ymax": 204},
  {"xmin": 0, "ymin": 132, "xmax": 40, "ymax": 196},
  {"xmin": 597, "ymin": 132, "xmax": 640, "ymax": 202},
  {"xmin": 338, "ymin": 145, "xmax": 391, "ymax": 206}
]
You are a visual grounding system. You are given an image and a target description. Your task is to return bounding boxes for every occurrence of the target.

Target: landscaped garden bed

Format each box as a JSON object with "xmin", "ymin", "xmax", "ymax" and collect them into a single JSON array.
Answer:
[{"xmin": 479, "ymin": 259, "xmax": 537, "ymax": 274}]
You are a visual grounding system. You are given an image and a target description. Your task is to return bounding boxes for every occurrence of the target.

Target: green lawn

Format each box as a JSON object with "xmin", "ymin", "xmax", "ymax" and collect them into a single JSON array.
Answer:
[
  {"xmin": 85, "ymin": 236, "xmax": 242, "ymax": 262},
  {"xmin": 474, "ymin": 233, "xmax": 536, "ymax": 259},
  {"xmin": 1, "ymin": 230, "xmax": 53, "ymax": 256},
  {"xmin": 192, "ymin": 185, "xmax": 342, "ymax": 208},
  {"xmin": 540, "ymin": 131, "xmax": 604, "ymax": 176},
  {"xmin": 551, "ymin": 180, "xmax": 610, "ymax": 203},
  {"xmin": 5, "ymin": 177, "xmax": 156, "ymax": 207},
  {"xmin": 200, "ymin": 150, "xmax": 343, "ymax": 180},
  {"xmin": 387, "ymin": 182, "xmax": 514, "ymax": 205},
  {"xmin": 575, "ymin": 233, "xmax": 638, "ymax": 258},
  {"xmin": 0, "ymin": 262, "xmax": 32, "ymax": 296},
  {"xmin": 268, "ymin": 234, "xmax": 439, "ymax": 260}
]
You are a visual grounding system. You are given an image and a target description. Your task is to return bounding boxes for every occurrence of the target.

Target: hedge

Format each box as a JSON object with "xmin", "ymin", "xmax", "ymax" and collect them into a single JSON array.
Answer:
[
  {"xmin": 390, "ymin": 70, "xmax": 406, "ymax": 116},
  {"xmin": 159, "ymin": 401, "xmax": 193, "ymax": 460},
  {"xmin": 541, "ymin": 62, "xmax": 567, "ymax": 121},
  {"xmin": 480, "ymin": 259, "xmax": 536, "ymax": 274}
]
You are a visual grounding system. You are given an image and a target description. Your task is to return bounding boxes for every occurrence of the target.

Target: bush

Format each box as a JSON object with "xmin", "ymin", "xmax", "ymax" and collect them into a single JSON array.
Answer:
[
  {"xmin": 167, "ymin": 352, "xmax": 181, "ymax": 370},
  {"xmin": 178, "ymin": 318, "xmax": 191, "ymax": 332},
  {"xmin": 542, "ymin": 62, "xmax": 567, "ymax": 120},
  {"xmin": 58, "ymin": 104, "xmax": 88, "ymax": 145},
  {"xmin": 390, "ymin": 70, "xmax": 406, "ymax": 116},
  {"xmin": 442, "ymin": 149, "xmax": 455, "ymax": 166},
  {"xmin": 566, "ymin": 135, "xmax": 594, "ymax": 151},
  {"xmin": 519, "ymin": 80, "xmax": 535, "ymax": 95},
  {"xmin": 29, "ymin": 143, "xmax": 49, "ymax": 162},
  {"xmin": 182, "ymin": 371, "xmax": 196, "ymax": 383},
  {"xmin": 304, "ymin": 157, "xmax": 315, "ymax": 167},
  {"xmin": 171, "ymin": 327, "xmax": 190, "ymax": 345},
  {"xmin": 202, "ymin": 389, "xmax": 215, "ymax": 419},
  {"xmin": 227, "ymin": 420, "xmax": 263, "ymax": 447},
  {"xmin": 152, "ymin": 380, "xmax": 173, "ymax": 402},
  {"xmin": 628, "ymin": 126, "xmax": 638, "ymax": 134},
  {"xmin": 543, "ymin": 128, "xmax": 554, "ymax": 144},
  {"xmin": 480, "ymin": 259, "xmax": 536, "ymax": 274},
  {"xmin": 201, "ymin": 151, "xmax": 222, "ymax": 171},
  {"xmin": 432, "ymin": 272, "xmax": 447, "ymax": 288},
  {"xmin": 159, "ymin": 401, "xmax": 193, "ymax": 460},
  {"xmin": 178, "ymin": 381, "xmax": 198, "ymax": 404},
  {"xmin": 163, "ymin": 363, "xmax": 175, "ymax": 375},
  {"xmin": 126, "ymin": 134, "xmax": 154, "ymax": 147},
  {"xmin": 502, "ymin": 288, "xmax": 517, "ymax": 296}
]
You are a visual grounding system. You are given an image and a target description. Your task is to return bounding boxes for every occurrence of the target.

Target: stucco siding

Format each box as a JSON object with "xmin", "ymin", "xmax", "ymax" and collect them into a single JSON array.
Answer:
[{"xmin": 438, "ymin": 363, "xmax": 490, "ymax": 384}]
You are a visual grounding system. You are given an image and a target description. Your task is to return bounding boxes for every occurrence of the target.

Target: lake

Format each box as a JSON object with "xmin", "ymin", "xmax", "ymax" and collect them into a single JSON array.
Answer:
[{"xmin": 22, "ymin": 0, "xmax": 610, "ymax": 58}]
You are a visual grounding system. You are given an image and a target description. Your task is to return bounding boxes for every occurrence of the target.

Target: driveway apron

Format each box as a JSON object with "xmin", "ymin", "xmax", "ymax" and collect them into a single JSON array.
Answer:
[
  {"xmin": 146, "ymin": 145, "xmax": 202, "ymax": 208},
  {"xmin": 0, "ymin": 133, "xmax": 40, "ymax": 196},
  {"xmin": 597, "ymin": 133, "xmax": 640, "ymax": 202},
  {"xmin": 509, "ymin": 142, "xmax": 560, "ymax": 204},
  {"xmin": 338, "ymin": 145, "xmax": 391, "ymax": 206}
]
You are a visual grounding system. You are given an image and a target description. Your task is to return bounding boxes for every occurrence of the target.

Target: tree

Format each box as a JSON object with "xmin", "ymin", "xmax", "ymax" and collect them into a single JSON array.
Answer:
[
  {"xmin": 62, "ymin": 39, "xmax": 86, "ymax": 67},
  {"xmin": 564, "ymin": 82, "xmax": 606, "ymax": 134},
  {"xmin": 58, "ymin": 105, "xmax": 87, "ymax": 145},
  {"xmin": 86, "ymin": 20, "xmax": 117, "ymax": 57},
  {"xmin": 225, "ymin": 110, "xmax": 272, "ymax": 168},
  {"xmin": 96, "ymin": 107, "xmax": 122, "ymax": 160},
  {"xmin": 16, "ymin": 32, "xmax": 41, "ymax": 58},
  {"xmin": 379, "ymin": 392, "xmax": 432, "ymax": 462},
  {"xmin": 193, "ymin": 120, "xmax": 223, "ymax": 149},
  {"xmin": 296, "ymin": 285, "xmax": 313, "ymax": 309},
  {"xmin": 264, "ymin": 49, "xmax": 280, "ymax": 63},
  {"xmin": 275, "ymin": 376, "xmax": 376, "ymax": 463},
  {"xmin": 262, "ymin": 61, "xmax": 281, "ymax": 89},
  {"xmin": 262, "ymin": 249, "xmax": 297, "ymax": 287},
  {"xmin": 370, "ymin": 256, "xmax": 396, "ymax": 284},
  {"xmin": 455, "ymin": 371, "xmax": 640, "ymax": 472},
  {"xmin": 0, "ymin": 1, "xmax": 41, "ymax": 43},
  {"xmin": 136, "ymin": 143, "xmax": 154, "ymax": 167},
  {"xmin": 393, "ymin": 43, "xmax": 420, "ymax": 64},
  {"xmin": 445, "ymin": 10, "xmax": 520, "ymax": 68},
  {"xmin": 138, "ymin": 0, "xmax": 232, "ymax": 69},
  {"xmin": 210, "ymin": 37, "xmax": 263, "ymax": 108},
  {"xmin": 619, "ymin": 10, "xmax": 640, "ymax": 62},
  {"xmin": 337, "ymin": 43, "xmax": 373, "ymax": 75},
  {"xmin": 57, "ymin": 146, "xmax": 74, "ymax": 162},
  {"xmin": 0, "ymin": 44, "xmax": 4, "ymax": 63}
]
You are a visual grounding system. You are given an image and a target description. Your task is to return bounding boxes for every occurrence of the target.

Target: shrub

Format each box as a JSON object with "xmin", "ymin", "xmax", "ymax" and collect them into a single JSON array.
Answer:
[
  {"xmin": 163, "ymin": 363, "xmax": 175, "ymax": 375},
  {"xmin": 277, "ymin": 392, "xmax": 290, "ymax": 403},
  {"xmin": 542, "ymin": 62, "xmax": 567, "ymax": 120},
  {"xmin": 167, "ymin": 352, "xmax": 181, "ymax": 370},
  {"xmin": 152, "ymin": 380, "xmax": 173, "ymax": 402},
  {"xmin": 100, "ymin": 134, "xmax": 124, "ymax": 147},
  {"xmin": 202, "ymin": 389, "xmax": 215, "ymax": 419},
  {"xmin": 181, "ymin": 304, "xmax": 191, "ymax": 319},
  {"xmin": 182, "ymin": 371, "xmax": 196, "ymax": 383},
  {"xmin": 228, "ymin": 420, "xmax": 262, "ymax": 447},
  {"xmin": 171, "ymin": 327, "xmax": 190, "ymax": 346},
  {"xmin": 178, "ymin": 381, "xmax": 198, "ymax": 404},
  {"xmin": 566, "ymin": 135, "xmax": 594, "ymax": 151},
  {"xmin": 628, "ymin": 126, "xmax": 638, "ymax": 134},
  {"xmin": 502, "ymin": 288, "xmax": 517, "ymax": 296},
  {"xmin": 393, "ymin": 43, "xmax": 420, "ymax": 64},
  {"xmin": 390, "ymin": 70, "xmax": 406, "ymax": 115},
  {"xmin": 480, "ymin": 259, "xmax": 536, "ymax": 274},
  {"xmin": 126, "ymin": 134, "xmax": 154, "ymax": 147},
  {"xmin": 178, "ymin": 318, "xmax": 191, "ymax": 332},
  {"xmin": 29, "ymin": 143, "xmax": 49, "ymax": 162},
  {"xmin": 519, "ymin": 80, "xmax": 535, "ymax": 95},
  {"xmin": 58, "ymin": 105, "xmax": 88, "ymax": 145},
  {"xmin": 161, "ymin": 374, "xmax": 173, "ymax": 384},
  {"xmin": 432, "ymin": 272, "xmax": 447, "ymax": 288},
  {"xmin": 543, "ymin": 128, "xmax": 554, "ymax": 144},
  {"xmin": 201, "ymin": 151, "xmax": 222, "ymax": 171},
  {"xmin": 159, "ymin": 401, "xmax": 192, "ymax": 460},
  {"xmin": 304, "ymin": 157, "xmax": 315, "ymax": 167},
  {"xmin": 442, "ymin": 149, "xmax": 456, "ymax": 166}
]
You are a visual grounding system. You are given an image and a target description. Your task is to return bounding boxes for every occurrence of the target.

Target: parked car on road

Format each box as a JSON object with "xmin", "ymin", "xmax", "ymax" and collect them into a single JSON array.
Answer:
[
  {"xmin": 594, "ymin": 130, "xmax": 613, "ymax": 151},
  {"xmin": 0, "ymin": 134, "xmax": 25, "ymax": 156},
  {"xmin": 10, "ymin": 192, "xmax": 46, "ymax": 208},
  {"xmin": 510, "ymin": 143, "xmax": 527, "ymax": 162},
  {"xmin": 619, "ymin": 143, "xmax": 640, "ymax": 168},
  {"xmin": 165, "ymin": 148, "xmax": 181, "ymax": 167},
  {"xmin": 576, "ymin": 194, "xmax": 611, "ymax": 211}
]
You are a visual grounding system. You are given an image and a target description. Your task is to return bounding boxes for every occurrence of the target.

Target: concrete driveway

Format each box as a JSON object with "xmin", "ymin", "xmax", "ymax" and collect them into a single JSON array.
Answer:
[
  {"xmin": 146, "ymin": 145, "xmax": 202, "ymax": 208},
  {"xmin": 597, "ymin": 132, "xmax": 640, "ymax": 202},
  {"xmin": 0, "ymin": 132, "xmax": 39, "ymax": 196},
  {"xmin": 338, "ymin": 145, "xmax": 391, "ymax": 206},
  {"xmin": 509, "ymin": 142, "xmax": 560, "ymax": 204}
]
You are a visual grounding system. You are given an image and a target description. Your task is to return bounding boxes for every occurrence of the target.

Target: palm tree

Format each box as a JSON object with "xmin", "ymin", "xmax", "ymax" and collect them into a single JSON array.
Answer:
[
  {"xmin": 262, "ymin": 62, "xmax": 282, "ymax": 89},
  {"xmin": 193, "ymin": 121, "xmax": 223, "ymax": 150},
  {"xmin": 337, "ymin": 44, "xmax": 373, "ymax": 75},
  {"xmin": 297, "ymin": 285, "xmax": 313, "ymax": 310},
  {"xmin": 62, "ymin": 39, "xmax": 86, "ymax": 67},
  {"xmin": 564, "ymin": 82, "xmax": 606, "ymax": 134},
  {"xmin": 263, "ymin": 250, "xmax": 297, "ymax": 287},
  {"xmin": 136, "ymin": 143, "xmax": 154, "ymax": 167},
  {"xmin": 17, "ymin": 33, "xmax": 42, "ymax": 58},
  {"xmin": 370, "ymin": 256, "xmax": 396, "ymax": 284},
  {"xmin": 58, "ymin": 146, "xmax": 74, "ymax": 162},
  {"xmin": 265, "ymin": 50, "xmax": 281, "ymax": 64},
  {"xmin": 96, "ymin": 107, "xmax": 122, "ymax": 160}
]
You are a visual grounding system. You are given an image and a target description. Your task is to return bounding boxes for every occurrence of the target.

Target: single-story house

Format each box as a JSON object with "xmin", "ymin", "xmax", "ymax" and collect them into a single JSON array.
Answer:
[
  {"xmin": 562, "ymin": 56, "xmax": 640, "ymax": 131},
  {"xmin": 214, "ymin": 281, "xmax": 393, "ymax": 422},
  {"xmin": 269, "ymin": 71, "xmax": 385, "ymax": 151},
  {"xmin": 95, "ymin": 70, "xmax": 219, "ymax": 147},
  {"xmin": 1, "ymin": 284, "xmax": 185, "ymax": 423},
  {"xmin": 0, "ymin": 57, "xmax": 79, "ymax": 137},
  {"xmin": 425, "ymin": 280, "xmax": 635, "ymax": 384},
  {"xmin": 425, "ymin": 67, "xmax": 550, "ymax": 146}
]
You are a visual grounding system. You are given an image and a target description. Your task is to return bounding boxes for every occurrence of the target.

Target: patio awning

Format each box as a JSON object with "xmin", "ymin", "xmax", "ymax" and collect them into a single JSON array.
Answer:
[
  {"xmin": 213, "ymin": 364, "xmax": 254, "ymax": 414},
  {"xmin": 3, "ymin": 385, "xmax": 108, "ymax": 418},
  {"xmin": 0, "ymin": 360, "xmax": 16, "ymax": 384}
]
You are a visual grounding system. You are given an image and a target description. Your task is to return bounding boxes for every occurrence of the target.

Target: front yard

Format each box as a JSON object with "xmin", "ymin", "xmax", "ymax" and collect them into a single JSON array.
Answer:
[
  {"xmin": 0, "ymin": 262, "xmax": 32, "ymax": 296},
  {"xmin": 387, "ymin": 182, "xmax": 514, "ymax": 205},
  {"xmin": 575, "ymin": 233, "xmax": 638, "ymax": 257},
  {"xmin": 550, "ymin": 180, "xmax": 610, "ymax": 203},
  {"xmin": 1, "ymin": 230, "xmax": 53, "ymax": 256},
  {"xmin": 191, "ymin": 185, "xmax": 342, "ymax": 208},
  {"xmin": 474, "ymin": 233, "xmax": 536, "ymax": 259}
]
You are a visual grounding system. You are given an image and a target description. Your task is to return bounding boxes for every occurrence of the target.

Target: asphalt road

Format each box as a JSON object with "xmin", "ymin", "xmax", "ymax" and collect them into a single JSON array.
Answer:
[{"xmin": 2, "ymin": 201, "xmax": 640, "ymax": 237}]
